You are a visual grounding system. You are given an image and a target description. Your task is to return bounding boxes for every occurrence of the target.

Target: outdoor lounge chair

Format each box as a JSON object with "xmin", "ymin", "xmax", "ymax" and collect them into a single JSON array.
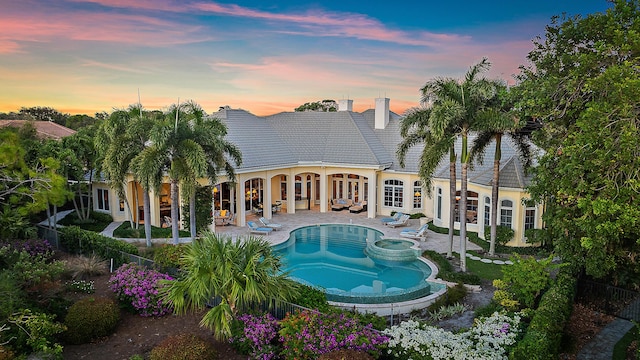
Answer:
[
  {"xmin": 380, "ymin": 212, "xmax": 403, "ymax": 224},
  {"xmin": 400, "ymin": 223, "xmax": 429, "ymax": 240},
  {"xmin": 247, "ymin": 221, "xmax": 273, "ymax": 235},
  {"xmin": 259, "ymin": 217, "xmax": 282, "ymax": 230},
  {"xmin": 349, "ymin": 200, "xmax": 367, "ymax": 213},
  {"xmin": 385, "ymin": 214, "xmax": 410, "ymax": 228},
  {"xmin": 331, "ymin": 198, "xmax": 353, "ymax": 211}
]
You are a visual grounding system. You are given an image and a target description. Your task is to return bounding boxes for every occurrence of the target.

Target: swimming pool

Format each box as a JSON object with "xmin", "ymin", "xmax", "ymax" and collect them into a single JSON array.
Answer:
[{"xmin": 272, "ymin": 224, "xmax": 443, "ymax": 304}]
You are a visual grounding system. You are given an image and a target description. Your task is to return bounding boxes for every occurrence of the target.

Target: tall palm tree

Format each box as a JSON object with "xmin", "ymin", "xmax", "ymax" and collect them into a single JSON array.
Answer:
[
  {"xmin": 397, "ymin": 107, "xmax": 458, "ymax": 258},
  {"xmin": 95, "ymin": 105, "xmax": 156, "ymax": 246},
  {"xmin": 423, "ymin": 58, "xmax": 497, "ymax": 272},
  {"xmin": 162, "ymin": 232, "xmax": 300, "ymax": 340},
  {"xmin": 139, "ymin": 101, "xmax": 241, "ymax": 244},
  {"xmin": 470, "ymin": 84, "xmax": 532, "ymax": 256}
]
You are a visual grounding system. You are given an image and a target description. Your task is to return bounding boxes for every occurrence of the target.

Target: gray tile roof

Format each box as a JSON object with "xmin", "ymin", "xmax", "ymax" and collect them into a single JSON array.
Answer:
[{"xmin": 210, "ymin": 106, "xmax": 537, "ymax": 188}]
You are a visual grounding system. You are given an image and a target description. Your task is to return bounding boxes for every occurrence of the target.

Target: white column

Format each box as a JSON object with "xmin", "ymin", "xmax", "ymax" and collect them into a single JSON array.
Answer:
[
  {"xmin": 239, "ymin": 177, "xmax": 247, "ymax": 227},
  {"xmin": 320, "ymin": 169, "xmax": 327, "ymax": 213},
  {"xmin": 208, "ymin": 186, "xmax": 216, "ymax": 232},
  {"xmin": 287, "ymin": 170, "xmax": 295, "ymax": 214},
  {"xmin": 367, "ymin": 170, "xmax": 377, "ymax": 219},
  {"xmin": 264, "ymin": 175, "xmax": 272, "ymax": 218}
]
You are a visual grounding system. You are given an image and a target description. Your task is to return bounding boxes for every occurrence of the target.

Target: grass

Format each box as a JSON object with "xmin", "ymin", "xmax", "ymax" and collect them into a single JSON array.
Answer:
[
  {"xmin": 58, "ymin": 211, "xmax": 113, "ymax": 232},
  {"xmin": 465, "ymin": 254, "xmax": 504, "ymax": 281},
  {"xmin": 112, "ymin": 222, "xmax": 190, "ymax": 238},
  {"xmin": 613, "ymin": 325, "xmax": 638, "ymax": 360}
]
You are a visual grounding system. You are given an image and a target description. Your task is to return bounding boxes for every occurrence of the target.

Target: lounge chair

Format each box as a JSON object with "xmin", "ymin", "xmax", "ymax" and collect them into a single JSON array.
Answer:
[
  {"xmin": 331, "ymin": 198, "xmax": 353, "ymax": 211},
  {"xmin": 349, "ymin": 200, "xmax": 367, "ymax": 213},
  {"xmin": 385, "ymin": 214, "xmax": 410, "ymax": 228},
  {"xmin": 380, "ymin": 212, "xmax": 403, "ymax": 224},
  {"xmin": 400, "ymin": 223, "xmax": 429, "ymax": 240},
  {"xmin": 259, "ymin": 217, "xmax": 282, "ymax": 230},
  {"xmin": 247, "ymin": 221, "xmax": 273, "ymax": 235}
]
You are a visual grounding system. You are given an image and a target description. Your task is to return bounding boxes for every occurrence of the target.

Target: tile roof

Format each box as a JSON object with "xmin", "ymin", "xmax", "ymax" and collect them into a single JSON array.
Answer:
[
  {"xmin": 209, "ymin": 106, "xmax": 537, "ymax": 188},
  {"xmin": 0, "ymin": 120, "xmax": 76, "ymax": 139}
]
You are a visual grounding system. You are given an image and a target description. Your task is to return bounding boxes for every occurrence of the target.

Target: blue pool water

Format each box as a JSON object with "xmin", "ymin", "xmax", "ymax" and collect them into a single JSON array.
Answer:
[{"xmin": 273, "ymin": 224, "xmax": 441, "ymax": 304}]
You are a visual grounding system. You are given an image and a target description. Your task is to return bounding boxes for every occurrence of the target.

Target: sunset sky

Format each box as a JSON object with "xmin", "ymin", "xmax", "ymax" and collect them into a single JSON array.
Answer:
[{"xmin": 1, "ymin": 0, "xmax": 611, "ymax": 116}]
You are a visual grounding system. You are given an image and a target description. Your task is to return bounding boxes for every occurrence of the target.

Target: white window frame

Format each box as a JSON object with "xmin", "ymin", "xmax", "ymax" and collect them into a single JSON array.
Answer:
[
  {"xmin": 484, "ymin": 196, "xmax": 491, "ymax": 227},
  {"xmin": 96, "ymin": 188, "xmax": 110, "ymax": 211},
  {"xmin": 383, "ymin": 179, "xmax": 404, "ymax": 208},
  {"xmin": 436, "ymin": 187, "xmax": 442, "ymax": 220},
  {"xmin": 500, "ymin": 199, "xmax": 514, "ymax": 229},
  {"xmin": 524, "ymin": 205, "xmax": 537, "ymax": 230},
  {"xmin": 413, "ymin": 181, "xmax": 422, "ymax": 209}
]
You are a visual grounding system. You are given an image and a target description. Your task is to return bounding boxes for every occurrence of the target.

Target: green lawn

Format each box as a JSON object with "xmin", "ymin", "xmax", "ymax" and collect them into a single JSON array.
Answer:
[
  {"xmin": 112, "ymin": 222, "xmax": 190, "ymax": 238},
  {"xmin": 465, "ymin": 255, "xmax": 504, "ymax": 281}
]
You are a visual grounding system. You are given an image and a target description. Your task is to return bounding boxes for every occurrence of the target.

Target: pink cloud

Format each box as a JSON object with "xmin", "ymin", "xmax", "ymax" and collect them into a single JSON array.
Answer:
[{"xmin": 190, "ymin": 2, "xmax": 466, "ymax": 46}]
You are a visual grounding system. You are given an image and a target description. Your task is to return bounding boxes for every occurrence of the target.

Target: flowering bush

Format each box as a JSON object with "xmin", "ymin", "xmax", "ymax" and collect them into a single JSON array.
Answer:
[
  {"xmin": 384, "ymin": 312, "xmax": 522, "ymax": 360},
  {"xmin": 66, "ymin": 279, "xmax": 95, "ymax": 294},
  {"xmin": 278, "ymin": 310, "xmax": 389, "ymax": 360},
  {"xmin": 230, "ymin": 313, "xmax": 280, "ymax": 360},
  {"xmin": 0, "ymin": 238, "xmax": 53, "ymax": 257},
  {"xmin": 109, "ymin": 263, "xmax": 173, "ymax": 317}
]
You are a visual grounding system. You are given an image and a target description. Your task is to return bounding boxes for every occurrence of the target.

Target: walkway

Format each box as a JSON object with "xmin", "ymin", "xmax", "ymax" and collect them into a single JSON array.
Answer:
[{"xmin": 101, "ymin": 210, "xmax": 483, "ymax": 255}]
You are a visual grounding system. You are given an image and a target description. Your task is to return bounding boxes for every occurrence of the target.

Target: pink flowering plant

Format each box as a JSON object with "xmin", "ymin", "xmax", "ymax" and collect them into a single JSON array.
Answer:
[
  {"xmin": 108, "ymin": 263, "xmax": 173, "ymax": 317},
  {"xmin": 230, "ymin": 313, "xmax": 280, "ymax": 360},
  {"xmin": 278, "ymin": 310, "xmax": 389, "ymax": 360}
]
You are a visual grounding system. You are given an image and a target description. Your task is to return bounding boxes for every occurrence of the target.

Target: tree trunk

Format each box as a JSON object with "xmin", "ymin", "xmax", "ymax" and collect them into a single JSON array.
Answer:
[
  {"xmin": 489, "ymin": 133, "xmax": 502, "ymax": 256},
  {"xmin": 143, "ymin": 190, "xmax": 152, "ymax": 247},
  {"xmin": 460, "ymin": 162, "xmax": 468, "ymax": 272},
  {"xmin": 190, "ymin": 191, "xmax": 196, "ymax": 242},
  {"xmin": 459, "ymin": 131, "xmax": 468, "ymax": 273},
  {"xmin": 170, "ymin": 179, "xmax": 180, "ymax": 245},
  {"xmin": 448, "ymin": 155, "xmax": 456, "ymax": 259}
]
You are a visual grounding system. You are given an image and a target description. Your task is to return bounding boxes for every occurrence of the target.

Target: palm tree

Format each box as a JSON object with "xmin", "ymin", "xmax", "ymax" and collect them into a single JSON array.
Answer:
[
  {"xmin": 422, "ymin": 58, "xmax": 497, "ymax": 272},
  {"xmin": 397, "ymin": 107, "xmax": 458, "ymax": 258},
  {"xmin": 470, "ymin": 84, "xmax": 533, "ymax": 256},
  {"xmin": 162, "ymin": 232, "xmax": 300, "ymax": 340},
  {"xmin": 95, "ymin": 105, "xmax": 156, "ymax": 246},
  {"xmin": 139, "ymin": 101, "xmax": 241, "ymax": 244}
]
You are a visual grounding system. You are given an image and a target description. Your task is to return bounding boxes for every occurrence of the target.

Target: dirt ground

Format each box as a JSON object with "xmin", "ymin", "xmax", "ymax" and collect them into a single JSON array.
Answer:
[{"xmin": 61, "ymin": 274, "xmax": 245, "ymax": 360}]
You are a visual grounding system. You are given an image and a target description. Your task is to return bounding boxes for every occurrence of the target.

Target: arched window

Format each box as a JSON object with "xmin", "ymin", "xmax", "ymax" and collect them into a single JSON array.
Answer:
[
  {"xmin": 484, "ymin": 196, "xmax": 491, "ymax": 227},
  {"xmin": 436, "ymin": 188, "xmax": 442, "ymax": 219},
  {"xmin": 413, "ymin": 181, "xmax": 422, "ymax": 209},
  {"xmin": 500, "ymin": 200, "xmax": 513, "ymax": 228},
  {"xmin": 383, "ymin": 179, "xmax": 403, "ymax": 208}
]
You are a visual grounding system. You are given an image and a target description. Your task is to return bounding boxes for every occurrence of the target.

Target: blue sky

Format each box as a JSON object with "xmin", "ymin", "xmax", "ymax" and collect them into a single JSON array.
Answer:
[{"xmin": 0, "ymin": 0, "xmax": 612, "ymax": 116}]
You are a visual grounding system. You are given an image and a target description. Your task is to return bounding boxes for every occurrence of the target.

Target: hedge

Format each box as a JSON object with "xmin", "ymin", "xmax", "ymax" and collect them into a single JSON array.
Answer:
[
  {"xmin": 509, "ymin": 267, "xmax": 577, "ymax": 359},
  {"xmin": 59, "ymin": 226, "xmax": 139, "ymax": 265}
]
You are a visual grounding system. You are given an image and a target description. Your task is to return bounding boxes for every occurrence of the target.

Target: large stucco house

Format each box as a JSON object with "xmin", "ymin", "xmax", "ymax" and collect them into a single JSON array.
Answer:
[{"xmin": 92, "ymin": 98, "xmax": 541, "ymax": 247}]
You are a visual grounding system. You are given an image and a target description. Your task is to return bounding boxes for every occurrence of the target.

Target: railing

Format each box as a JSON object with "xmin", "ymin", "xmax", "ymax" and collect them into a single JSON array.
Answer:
[
  {"xmin": 207, "ymin": 297, "xmax": 319, "ymax": 320},
  {"xmin": 36, "ymin": 224, "xmax": 60, "ymax": 249},
  {"xmin": 576, "ymin": 278, "xmax": 640, "ymax": 321}
]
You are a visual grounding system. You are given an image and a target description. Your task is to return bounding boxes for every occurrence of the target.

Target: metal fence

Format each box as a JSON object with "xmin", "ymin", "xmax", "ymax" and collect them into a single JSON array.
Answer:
[
  {"xmin": 37, "ymin": 224, "xmax": 60, "ymax": 249},
  {"xmin": 207, "ymin": 297, "xmax": 318, "ymax": 320},
  {"xmin": 576, "ymin": 278, "xmax": 640, "ymax": 321}
]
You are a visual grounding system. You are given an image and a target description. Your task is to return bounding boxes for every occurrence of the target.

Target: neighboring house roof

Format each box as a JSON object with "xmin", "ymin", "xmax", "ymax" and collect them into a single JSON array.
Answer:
[
  {"xmin": 0, "ymin": 120, "xmax": 76, "ymax": 139},
  {"xmin": 209, "ymin": 102, "xmax": 538, "ymax": 189}
]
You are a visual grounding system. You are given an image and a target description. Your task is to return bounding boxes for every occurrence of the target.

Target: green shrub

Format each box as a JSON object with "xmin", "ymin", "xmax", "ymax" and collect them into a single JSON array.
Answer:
[
  {"xmin": 58, "ymin": 211, "xmax": 113, "ymax": 232},
  {"xmin": 500, "ymin": 254, "xmax": 556, "ymax": 309},
  {"xmin": 149, "ymin": 333, "xmax": 217, "ymax": 360},
  {"xmin": 409, "ymin": 213, "xmax": 426, "ymax": 219},
  {"xmin": 510, "ymin": 268, "xmax": 577, "ymax": 359},
  {"xmin": 153, "ymin": 244, "xmax": 187, "ymax": 270},
  {"xmin": 484, "ymin": 225, "xmax": 515, "ymax": 246},
  {"xmin": 128, "ymin": 355, "xmax": 144, "ymax": 360},
  {"xmin": 63, "ymin": 296, "xmax": 120, "ymax": 345},
  {"xmin": 292, "ymin": 285, "xmax": 331, "ymax": 313},
  {"xmin": 59, "ymin": 226, "xmax": 139, "ymax": 266},
  {"xmin": 422, "ymin": 250, "xmax": 481, "ymax": 285},
  {"xmin": 428, "ymin": 282, "xmax": 468, "ymax": 312},
  {"xmin": 181, "ymin": 185, "xmax": 213, "ymax": 235}
]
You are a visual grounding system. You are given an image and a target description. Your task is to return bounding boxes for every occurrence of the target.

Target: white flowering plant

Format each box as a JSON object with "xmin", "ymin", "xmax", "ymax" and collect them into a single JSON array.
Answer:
[{"xmin": 383, "ymin": 312, "xmax": 522, "ymax": 360}]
